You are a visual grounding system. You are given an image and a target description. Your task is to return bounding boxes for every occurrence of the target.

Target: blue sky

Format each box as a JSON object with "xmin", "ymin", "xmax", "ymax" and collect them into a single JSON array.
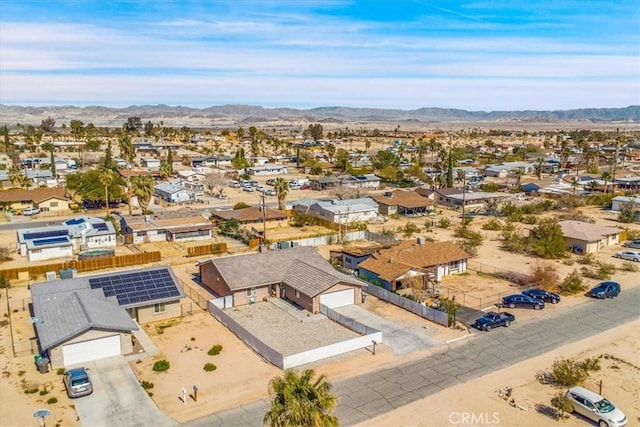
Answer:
[{"xmin": 1, "ymin": 0, "xmax": 638, "ymax": 110}]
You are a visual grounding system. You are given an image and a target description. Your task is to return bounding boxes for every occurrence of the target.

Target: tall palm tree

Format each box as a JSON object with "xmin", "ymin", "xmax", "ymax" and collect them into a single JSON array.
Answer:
[
  {"xmin": 274, "ymin": 177, "xmax": 289, "ymax": 211},
  {"xmin": 119, "ymin": 135, "xmax": 136, "ymax": 214},
  {"xmin": 131, "ymin": 175, "xmax": 155, "ymax": 213},
  {"xmin": 98, "ymin": 168, "xmax": 115, "ymax": 214},
  {"xmin": 600, "ymin": 171, "xmax": 612, "ymax": 194},
  {"xmin": 264, "ymin": 369, "xmax": 338, "ymax": 427},
  {"xmin": 8, "ymin": 165, "xmax": 23, "ymax": 188}
]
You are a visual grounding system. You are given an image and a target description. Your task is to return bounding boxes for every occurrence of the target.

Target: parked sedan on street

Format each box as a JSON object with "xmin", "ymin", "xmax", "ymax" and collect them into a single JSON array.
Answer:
[
  {"xmin": 622, "ymin": 239, "xmax": 640, "ymax": 249},
  {"xmin": 522, "ymin": 289, "xmax": 561, "ymax": 304},
  {"xmin": 265, "ymin": 189, "xmax": 276, "ymax": 196},
  {"xmin": 614, "ymin": 250, "xmax": 640, "ymax": 262},
  {"xmin": 501, "ymin": 294, "xmax": 545, "ymax": 310},
  {"xmin": 588, "ymin": 281, "xmax": 621, "ymax": 299},
  {"xmin": 242, "ymin": 185, "xmax": 255, "ymax": 192}
]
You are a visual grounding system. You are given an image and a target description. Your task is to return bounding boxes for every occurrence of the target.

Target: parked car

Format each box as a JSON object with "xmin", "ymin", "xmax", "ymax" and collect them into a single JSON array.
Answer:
[
  {"xmin": 242, "ymin": 186, "xmax": 255, "ymax": 192},
  {"xmin": 565, "ymin": 386, "xmax": 627, "ymax": 427},
  {"xmin": 265, "ymin": 179, "xmax": 276, "ymax": 186},
  {"xmin": 63, "ymin": 367, "xmax": 93, "ymax": 398},
  {"xmin": 255, "ymin": 185, "xmax": 265, "ymax": 192},
  {"xmin": 229, "ymin": 181, "xmax": 241, "ymax": 188},
  {"xmin": 588, "ymin": 281, "xmax": 621, "ymax": 299},
  {"xmin": 614, "ymin": 251, "xmax": 640, "ymax": 262},
  {"xmin": 300, "ymin": 184, "xmax": 310, "ymax": 190},
  {"xmin": 501, "ymin": 294, "xmax": 545, "ymax": 310},
  {"xmin": 23, "ymin": 207, "xmax": 41, "ymax": 216},
  {"xmin": 522, "ymin": 289, "xmax": 561, "ymax": 304},
  {"xmin": 622, "ymin": 239, "xmax": 640, "ymax": 249},
  {"xmin": 265, "ymin": 189, "xmax": 276, "ymax": 196},
  {"xmin": 473, "ymin": 312, "xmax": 515, "ymax": 331}
]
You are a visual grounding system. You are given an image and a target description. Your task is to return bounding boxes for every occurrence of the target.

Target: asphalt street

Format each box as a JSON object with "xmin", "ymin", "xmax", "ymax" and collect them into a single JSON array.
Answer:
[{"xmin": 184, "ymin": 285, "xmax": 640, "ymax": 427}]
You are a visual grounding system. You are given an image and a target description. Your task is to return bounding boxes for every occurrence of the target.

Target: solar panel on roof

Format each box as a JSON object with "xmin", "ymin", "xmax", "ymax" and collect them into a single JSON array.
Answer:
[
  {"xmin": 88, "ymin": 268, "xmax": 180, "ymax": 306},
  {"xmin": 66, "ymin": 218, "xmax": 86, "ymax": 225},
  {"xmin": 93, "ymin": 223, "xmax": 109, "ymax": 231},
  {"xmin": 32, "ymin": 237, "xmax": 70, "ymax": 246},
  {"xmin": 24, "ymin": 229, "xmax": 69, "ymax": 240}
]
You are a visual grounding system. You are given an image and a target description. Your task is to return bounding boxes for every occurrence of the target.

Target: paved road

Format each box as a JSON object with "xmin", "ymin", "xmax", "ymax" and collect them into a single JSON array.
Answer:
[
  {"xmin": 75, "ymin": 356, "xmax": 178, "ymax": 427},
  {"xmin": 335, "ymin": 305, "xmax": 442, "ymax": 356},
  {"xmin": 185, "ymin": 286, "xmax": 640, "ymax": 427}
]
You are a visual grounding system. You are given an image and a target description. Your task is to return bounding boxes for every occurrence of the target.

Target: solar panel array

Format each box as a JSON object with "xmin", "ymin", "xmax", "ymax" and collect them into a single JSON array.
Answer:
[
  {"xmin": 33, "ymin": 236, "xmax": 70, "ymax": 247},
  {"xmin": 24, "ymin": 229, "xmax": 69, "ymax": 240},
  {"xmin": 66, "ymin": 218, "xmax": 86, "ymax": 225},
  {"xmin": 93, "ymin": 223, "xmax": 109, "ymax": 232},
  {"xmin": 88, "ymin": 268, "xmax": 180, "ymax": 306}
]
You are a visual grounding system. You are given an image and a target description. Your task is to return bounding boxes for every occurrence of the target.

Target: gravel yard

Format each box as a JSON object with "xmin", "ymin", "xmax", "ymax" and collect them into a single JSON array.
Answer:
[{"xmin": 225, "ymin": 301, "xmax": 361, "ymax": 355}]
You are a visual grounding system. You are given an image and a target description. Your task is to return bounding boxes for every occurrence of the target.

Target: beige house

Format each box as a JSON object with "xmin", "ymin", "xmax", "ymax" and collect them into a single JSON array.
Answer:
[
  {"xmin": 30, "ymin": 266, "xmax": 184, "ymax": 367},
  {"xmin": 0, "ymin": 188, "xmax": 69, "ymax": 213},
  {"xmin": 559, "ymin": 220, "xmax": 622, "ymax": 254},
  {"xmin": 199, "ymin": 247, "xmax": 365, "ymax": 313}
]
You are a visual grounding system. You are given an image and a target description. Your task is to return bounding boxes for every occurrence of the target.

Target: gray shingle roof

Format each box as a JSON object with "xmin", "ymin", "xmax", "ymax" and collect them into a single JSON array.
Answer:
[
  {"xmin": 31, "ymin": 284, "xmax": 137, "ymax": 351},
  {"xmin": 206, "ymin": 247, "xmax": 364, "ymax": 295}
]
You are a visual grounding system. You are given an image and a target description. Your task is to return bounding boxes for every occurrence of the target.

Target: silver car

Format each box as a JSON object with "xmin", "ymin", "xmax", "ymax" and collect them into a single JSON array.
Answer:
[
  {"xmin": 566, "ymin": 386, "xmax": 626, "ymax": 427},
  {"xmin": 63, "ymin": 367, "xmax": 93, "ymax": 398},
  {"xmin": 614, "ymin": 250, "xmax": 640, "ymax": 262}
]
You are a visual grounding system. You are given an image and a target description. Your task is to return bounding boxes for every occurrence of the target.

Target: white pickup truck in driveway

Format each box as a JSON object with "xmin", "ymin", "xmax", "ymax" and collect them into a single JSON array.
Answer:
[{"xmin": 73, "ymin": 356, "xmax": 177, "ymax": 427}]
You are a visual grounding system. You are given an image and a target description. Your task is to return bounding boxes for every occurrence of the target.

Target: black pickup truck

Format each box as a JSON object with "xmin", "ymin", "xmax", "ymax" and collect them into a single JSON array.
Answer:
[{"xmin": 473, "ymin": 312, "xmax": 515, "ymax": 331}]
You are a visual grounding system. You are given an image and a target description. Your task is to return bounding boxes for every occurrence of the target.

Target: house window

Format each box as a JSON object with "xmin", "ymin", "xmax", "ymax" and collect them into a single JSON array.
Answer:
[
  {"xmin": 246, "ymin": 287, "xmax": 256, "ymax": 297},
  {"xmin": 50, "ymin": 201, "xmax": 59, "ymax": 208},
  {"xmin": 137, "ymin": 231, "xmax": 147, "ymax": 237},
  {"xmin": 295, "ymin": 290, "xmax": 300, "ymax": 298},
  {"xmin": 153, "ymin": 303, "xmax": 166, "ymax": 314}
]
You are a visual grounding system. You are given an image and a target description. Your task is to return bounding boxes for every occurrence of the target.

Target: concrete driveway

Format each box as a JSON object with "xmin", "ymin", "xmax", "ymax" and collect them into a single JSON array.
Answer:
[
  {"xmin": 73, "ymin": 356, "xmax": 177, "ymax": 427},
  {"xmin": 333, "ymin": 305, "xmax": 442, "ymax": 356}
]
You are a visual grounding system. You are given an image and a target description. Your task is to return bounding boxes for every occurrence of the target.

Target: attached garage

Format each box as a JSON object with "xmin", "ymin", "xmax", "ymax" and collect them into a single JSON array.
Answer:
[
  {"xmin": 62, "ymin": 334, "xmax": 122, "ymax": 366},
  {"xmin": 320, "ymin": 289, "xmax": 355, "ymax": 308}
]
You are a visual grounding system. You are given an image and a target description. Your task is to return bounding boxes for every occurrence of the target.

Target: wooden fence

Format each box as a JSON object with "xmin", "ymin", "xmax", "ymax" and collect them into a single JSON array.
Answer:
[
  {"xmin": 0, "ymin": 251, "xmax": 162, "ymax": 280},
  {"xmin": 186, "ymin": 242, "xmax": 228, "ymax": 257}
]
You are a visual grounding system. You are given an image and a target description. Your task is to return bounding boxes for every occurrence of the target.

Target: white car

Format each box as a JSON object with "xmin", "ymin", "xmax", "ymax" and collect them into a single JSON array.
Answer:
[
  {"xmin": 614, "ymin": 251, "xmax": 640, "ymax": 262},
  {"xmin": 565, "ymin": 386, "xmax": 627, "ymax": 427},
  {"xmin": 265, "ymin": 189, "xmax": 276, "ymax": 196},
  {"xmin": 24, "ymin": 207, "xmax": 41, "ymax": 216}
]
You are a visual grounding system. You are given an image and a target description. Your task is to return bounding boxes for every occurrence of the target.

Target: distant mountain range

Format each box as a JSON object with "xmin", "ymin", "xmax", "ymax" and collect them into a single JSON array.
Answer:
[{"xmin": 1, "ymin": 104, "xmax": 638, "ymax": 127}]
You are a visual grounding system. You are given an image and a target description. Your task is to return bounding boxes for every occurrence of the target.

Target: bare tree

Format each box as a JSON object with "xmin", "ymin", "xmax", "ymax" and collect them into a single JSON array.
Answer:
[{"xmin": 204, "ymin": 173, "xmax": 229, "ymax": 198}]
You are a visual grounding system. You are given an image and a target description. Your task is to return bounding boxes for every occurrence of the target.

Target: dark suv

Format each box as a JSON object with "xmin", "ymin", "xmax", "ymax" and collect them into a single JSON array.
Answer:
[
  {"xmin": 588, "ymin": 281, "xmax": 621, "ymax": 299},
  {"xmin": 522, "ymin": 289, "xmax": 561, "ymax": 304}
]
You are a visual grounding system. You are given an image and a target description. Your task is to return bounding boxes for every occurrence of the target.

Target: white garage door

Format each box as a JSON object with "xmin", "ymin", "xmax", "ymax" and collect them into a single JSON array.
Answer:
[
  {"xmin": 320, "ymin": 289, "xmax": 355, "ymax": 309},
  {"xmin": 62, "ymin": 335, "xmax": 121, "ymax": 366}
]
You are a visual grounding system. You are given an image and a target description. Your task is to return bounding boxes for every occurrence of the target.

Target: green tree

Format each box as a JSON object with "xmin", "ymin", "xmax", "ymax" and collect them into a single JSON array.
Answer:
[
  {"xmin": 274, "ymin": 177, "xmax": 289, "ymax": 211},
  {"xmin": 304, "ymin": 124, "xmax": 324, "ymax": 142},
  {"xmin": 530, "ymin": 218, "xmax": 566, "ymax": 259},
  {"xmin": 99, "ymin": 168, "xmax": 116, "ymax": 214},
  {"xmin": 618, "ymin": 202, "xmax": 636, "ymax": 223},
  {"xmin": 40, "ymin": 117, "xmax": 56, "ymax": 133},
  {"xmin": 600, "ymin": 171, "xmax": 612, "ymax": 194},
  {"xmin": 131, "ymin": 175, "xmax": 155, "ymax": 212},
  {"xmin": 119, "ymin": 135, "xmax": 136, "ymax": 214},
  {"xmin": 264, "ymin": 369, "xmax": 338, "ymax": 427},
  {"xmin": 325, "ymin": 143, "xmax": 336, "ymax": 163},
  {"xmin": 166, "ymin": 148, "xmax": 174, "ymax": 175},
  {"xmin": 446, "ymin": 149, "xmax": 454, "ymax": 188},
  {"xmin": 334, "ymin": 148, "xmax": 350, "ymax": 172}
]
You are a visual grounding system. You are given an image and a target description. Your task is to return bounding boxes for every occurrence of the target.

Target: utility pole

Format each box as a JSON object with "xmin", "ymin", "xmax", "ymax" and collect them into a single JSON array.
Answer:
[{"xmin": 261, "ymin": 193, "xmax": 267, "ymax": 249}]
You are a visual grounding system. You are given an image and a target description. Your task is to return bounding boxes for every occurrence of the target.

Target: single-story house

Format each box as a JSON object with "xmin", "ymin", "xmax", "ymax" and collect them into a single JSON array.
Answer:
[
  {"xmin": 30, "ymin": 266, "xmax": 184, "ymax": 367},
  {"xmin": 310, "ymin": 175, "xmax": 340, "ymax": 191},
  {"xmin": 433, "ymin": 188, "xmax": 507, "ymax": 211},
  {"xmin": 293, "ymin": 197, "xmax": 379, "ymax": 224},
  {"xmin": 141, "ymin": 158, "xmax": 162, "ymax": 171},
  {"xmin": 154, "ymin": 179, "xmax": 202, "ymax": 203},
  {"xmin": 120, "ymin": 208, "xmax": 214, "ymax": 243},
  {"xmin": 557, "ymin": 220, "xmax": 622, "ymax": 254},
  {"xmin": 357, "ymin": 238, "xmax": 470, "ymax": 291},
  {"xmin": 247, "ymin": 165, "xmax": 288, "ymax": 175},
  {"xmin": 210, "ymin": 206, "xmax": 288, "ymax": 225},
  {"xmin": 338, "ymin": 174, "xmax": 381, "ymax": 189},
  {"xmin": 611, "ymin": 196, "xmax": 640, "ymax": 212},
  {"xmin": 17, "ymin": 216, "xmax": 117, "ymax": 261},
  {"xmin": 199, "ymin": 246, "xmax": 365, "ymax": 313},
  {"xmin": 0, "ymin": 188, "xmax": 69, "ymax": 213},
  {"xmin": 371, "ymin": 190, "xmax": 434, "ymax": 216},
  {"xmin": 330, "ymin": 244, "xmax": 398, "ymax": 270}
]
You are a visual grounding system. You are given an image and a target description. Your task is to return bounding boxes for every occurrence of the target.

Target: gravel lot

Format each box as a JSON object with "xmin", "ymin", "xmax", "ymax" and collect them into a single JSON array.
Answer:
[{"xmin": 225, "ymin": 301, "xmax": 360, "ymax": 355}]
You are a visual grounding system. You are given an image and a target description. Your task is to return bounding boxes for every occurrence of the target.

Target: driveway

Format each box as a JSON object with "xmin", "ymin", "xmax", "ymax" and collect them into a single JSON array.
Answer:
[
  {"xmin": 333, "ymin": 305, "xmax": 442, "ymax": 356},
  {"xmin": 73, "ymin": 356, "xmax": 177, "ymax": 427}
]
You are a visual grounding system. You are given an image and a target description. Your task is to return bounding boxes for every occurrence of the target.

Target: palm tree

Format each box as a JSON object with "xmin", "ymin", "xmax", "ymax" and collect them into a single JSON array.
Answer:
[
  {"xmin": 600, "ymin": 171, "xmax": 612, "ymax": 194},
  {"xmin": 8, "ymin": 165, "xmax": 23, "ymax": 188},
  {"xmin": 98, "ymin": 168, "xmax": 115, "ymax": 214},
  {"xmin": 119, "ymin": 135, "xmax": 136, "ymax": 214},
  {"xmin": 274, "ymin": 177, "xmax": 289, "ymax": 211},
  {"xmin": 131, "ymin": 175, "xmax": 155, "ymax": 213},
  {"xmin": 264, "ymin": 369, "xmax": 338, "ymax": 427}
]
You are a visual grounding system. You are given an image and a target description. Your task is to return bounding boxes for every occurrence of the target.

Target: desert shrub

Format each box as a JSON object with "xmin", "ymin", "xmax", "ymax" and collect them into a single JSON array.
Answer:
[
  {"xmin": 552, "ymin": 358, "xmax": 588, "ymax": 387},
  {"xmin": 626, "ymin": 229, "xmax": 640, "ymax": 240},
  {"xmin": 480, "ymin": 182, "xmax": 500, "ymax": 192},
  {"xmin": 152, "ymin": 360, "xmax": 170, "ymax": 372},
  {"xmin": 398, "ymin": 222, "xmax": 420, "ymax": 237},
  {"xmin": 522, "ymin": 215, "xmax": 538, "ymax": 225},
  {"xmin": 557, "ymin": 211, "xmax": 594, "ymax": 223},
  {"xmin": 140, "ymin": 380, "xmax": 154, "ymax": 390},
  {"xmin": 550, "ymin": 391, "xmax": 574, "ymax": 420},
  {"xmin": 39, "ymin": 389, "xmax": 49, "ymax": 396},
  {"xmin": 207, "ymin": 344, "xmax": 223, "ymax": 356},
  {"xmin": 500, "ymin": 223, "xmax": 528, "ymax": 254},
  {"xmin": 46, "ymin": 397, "xmax": 58, "ymax": 405},
  {"xmin": 528, "ymin": 261, "xmax": 560, "ymax": 289},
  {"xmin": 438, "ymin": 217, "xmax": 451, "ymax": 228},
  {"xmin": 190, "ymin": 337, "xmax": 196, "ymax": 341},
  {"xmin": 203, "ymin": 363, "xmax": 217, "ymax": 372},
  {"xmin": 596, "ymin": 263, "xmax": 616, "ymax": 280},
  {"xmin": 557, "ymin": 270, "xmax": 586, "ymax": 295},
  {"xmin": 56, "ymin": 368, "xmax": 65, "ymax": 375},
  {"xmin": 561, "ymin": 258, "xmax": 575, "ymax": 265},
  {"xmin": 620, "ymin": 262, "xmax": 639, "ymax": 272},
  {"xmin": 580, "ymin": 357, "xmax": 601, "ymax": 372},
  {"xmin": 576, "ymin": 252, "xmax": 596, "ymax": 265},
  {"xmin": 24, "ymin": 387, "xmax": 39, "ymax": 394},
  {"xmin": 481, "ymin": 219, "xmax": 502, "ymax": 231}
]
